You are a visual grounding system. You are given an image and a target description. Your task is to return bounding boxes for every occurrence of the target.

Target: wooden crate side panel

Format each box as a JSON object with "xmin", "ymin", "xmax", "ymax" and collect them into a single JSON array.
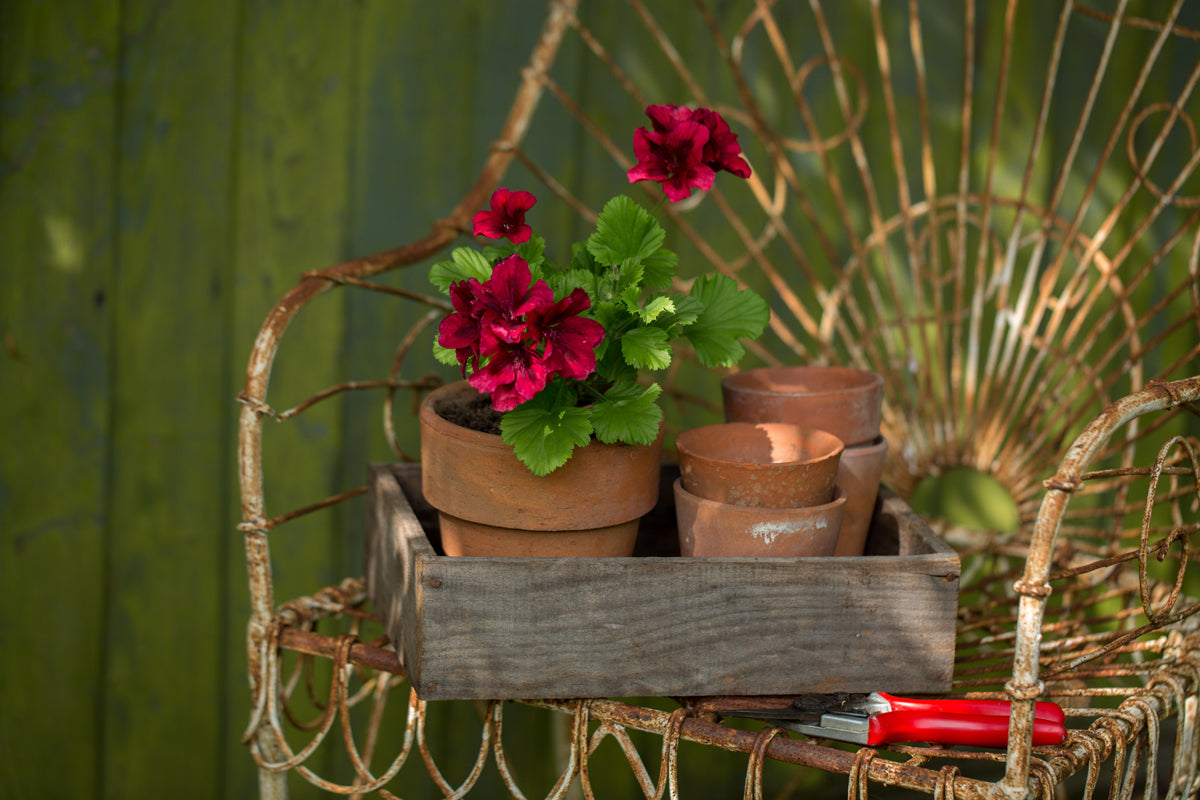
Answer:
[
  {"xmin": 413, "ymin": 555, "xmax": 955, "ymax": 700},
  {"xmin": 871, "ymin": 488, "xmax": 961, "ymax": 561},
  {"xmin": 373, "ymin": 464, "xmax": 959, "ymax": 700},
  {"xmin": 367, "ymin": 465, "xmax": 427, "ymax": 688}
]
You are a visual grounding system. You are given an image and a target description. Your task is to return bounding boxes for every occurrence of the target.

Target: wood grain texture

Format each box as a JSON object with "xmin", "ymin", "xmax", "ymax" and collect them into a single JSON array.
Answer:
[
  {"xmin": 226, "ymin": 2, "xmax": 360, "ymax": 794},
  {"xmin": 0, "ymin": 2, "xmax": 118, "ymax": 796},
  {"xmin": 370, "ymin": 464, "xmax": 958, "ymax": 701},
  {"xmin": 103, "ymin": 2, "xmax": 239, "ymax": 797}
]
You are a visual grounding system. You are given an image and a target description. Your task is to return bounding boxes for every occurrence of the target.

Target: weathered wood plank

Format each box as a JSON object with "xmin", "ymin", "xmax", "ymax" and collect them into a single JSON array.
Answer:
[
  {"xmin": 369, "ymin": 464, "xmax": 958, "ymax": 702},
  {"xmin": 0, "ymin": 2, "xmax": 117, "ymax": 796},
  {"xmin": 229, "ymin": 0, "xmax": 356, "ymax": 598},
  {"xmin": 224, "ymin": 1, "xmax": 359, "ymax": 794},
  {"xmin": 101, "ymin": 1, "xmax": 238, "ymax": 797}
]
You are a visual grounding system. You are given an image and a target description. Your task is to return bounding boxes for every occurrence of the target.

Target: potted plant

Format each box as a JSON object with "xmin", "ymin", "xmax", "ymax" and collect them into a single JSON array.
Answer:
[{"xmin": 420, "ymin": 103, "xmax": 771, "ymax": 557}]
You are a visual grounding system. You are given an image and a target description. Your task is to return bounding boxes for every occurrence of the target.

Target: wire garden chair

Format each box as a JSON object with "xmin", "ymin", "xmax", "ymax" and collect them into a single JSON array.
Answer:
[{"xmin": 238, "ymin": 1, "xmax": 1200, "ymax": 796}]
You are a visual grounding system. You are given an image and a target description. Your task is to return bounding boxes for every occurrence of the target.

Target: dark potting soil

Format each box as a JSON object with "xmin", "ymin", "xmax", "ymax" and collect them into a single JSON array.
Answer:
[{"xmin": 434, "ymin": 389, "xmax": 504, "ymax": 435}]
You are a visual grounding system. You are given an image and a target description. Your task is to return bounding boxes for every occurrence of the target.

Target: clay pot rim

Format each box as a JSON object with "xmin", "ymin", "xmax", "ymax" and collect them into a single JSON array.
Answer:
[
  {"xmin": 675, "ymin": 421, "xmax": 844, "ymax": 467},
  {"xmin": 722, "ymin": 366, "xmax": 884, "ymax": 399},
  {"xmin": 419, "ymin": 381, "xmax": 664, "ymax": 531},
  {"xmin": 674, "ymin": 478, "xmax": 847, "ymax": 517},
  {"xmin": 420, "ymin": 381, "xmax": 661, "ymax": 456},
  {"xmin": 844, "ymin": 434, "xmax": 888, "ymax": 454},
  {"xmin": 421, "ymin": 387, "xmax": 506, "ymax": 449}
]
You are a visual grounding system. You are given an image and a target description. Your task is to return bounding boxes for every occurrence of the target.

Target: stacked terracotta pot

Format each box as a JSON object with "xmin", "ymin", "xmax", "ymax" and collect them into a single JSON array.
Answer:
[
  {"xmin": 675, "ymin": 366, "xmax": 887, "ymax": 557},
  {"xmin": 673, "ymin": 421, "xmax": 846, "ymax": 557}
]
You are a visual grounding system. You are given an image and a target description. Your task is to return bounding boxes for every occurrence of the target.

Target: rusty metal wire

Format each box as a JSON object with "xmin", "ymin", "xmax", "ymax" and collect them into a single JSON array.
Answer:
[{"xmin": 238, "ymin": 0, "xmax": 1200, "ymax": 797}]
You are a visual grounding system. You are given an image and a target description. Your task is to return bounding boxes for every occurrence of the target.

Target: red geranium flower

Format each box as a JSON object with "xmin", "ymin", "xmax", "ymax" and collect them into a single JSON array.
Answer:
[
  {"xmin": 473, "ymin": 254, "xmax": 553, "ymax": 345},
  {"xmin": 468, "ymin": 338, "xmax": 551, "ymax": 412},
  {"xmin": 437, "ymin": 280, "xmax": 487, "ymax": 374},
  {"xmin": 690, "ymin": 107, "xmax": 751, "ymax": 178},
  {"xmin": 627, "ymin": 117, "xmax": 714, "ymax": 202},
  {"xmin": 627, "ymin": 104, "xmax": 750, "ymax": 201},
  {"xmin": 644, "ymin": 103, "xmax": 694, "ymax": 133},
  {"xmin": 437, "ymin": 254, "xmax": 552, "ymax": 373},
  {"xmin": 527, "ymin": 288, "xmax": 606, "ymax": 381},
  {"xmin": 472, "ymin": 187, "xmax": 537, "ymax": 244}
]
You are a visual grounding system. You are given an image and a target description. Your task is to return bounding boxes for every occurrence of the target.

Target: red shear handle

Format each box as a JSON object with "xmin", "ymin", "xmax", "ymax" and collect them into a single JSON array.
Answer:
[
  {"xmin": 868, "ymin": 711, "xmax": 1067, "ymax": 748},
  {"xmin": 877, "ymin": 693, "xmax": 1066, "ymax": 725}
]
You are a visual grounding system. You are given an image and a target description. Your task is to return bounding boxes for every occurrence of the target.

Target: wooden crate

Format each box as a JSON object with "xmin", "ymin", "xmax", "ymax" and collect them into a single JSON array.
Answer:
[{"xmin": 365, "ymin": 463, "xmax": 960, "ymax": 701}]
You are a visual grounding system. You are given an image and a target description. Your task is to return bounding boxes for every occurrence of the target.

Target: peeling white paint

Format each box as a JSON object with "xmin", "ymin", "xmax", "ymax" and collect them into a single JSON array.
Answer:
[{"xmin": 749, "ymin": 516, "xmax": 828, "ymax": 545}]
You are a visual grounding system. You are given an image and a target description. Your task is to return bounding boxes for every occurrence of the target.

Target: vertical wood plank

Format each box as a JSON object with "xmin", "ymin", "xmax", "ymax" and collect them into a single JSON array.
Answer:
[
  {"xmin": 0, "ymin": 3, "xmax": 118, "ymax": 797},
  {"xmin": 230, "ymin": 0, "xmax": 355, "ymax": 597},
  {"xmin": 102, "ymin": 1, "xmax": 238, "ymax": 797},
  {"xmin": 226, "ymin": 0, "xmax": 358, "ymax": 795}
]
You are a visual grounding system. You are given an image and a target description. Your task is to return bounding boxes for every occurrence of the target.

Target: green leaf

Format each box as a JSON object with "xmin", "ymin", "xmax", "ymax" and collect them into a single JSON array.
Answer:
[
  {"xmin": 586, "ymin": 300, "xmax": 624, "ymax": 369},
  {"xmin": 428, "ymin": 247, "xmax": 493, "ymax": 292},
  {"xmin": 546, "ymin": 268, "xmax": 600, "ymax": 304},
  {"xmin": 631, "ymin": 294, "xmax": 675, "ymax": 323},
  {"xmin": 619, "ymin": 283, "xmax": 642, "ymax": 314},
  {"xmin": 593, "ymin": 340, "xmax": 640, "ymax": 384},
  {"xmin": 483, "ymin": 234, "xmax": 547, "ymax": 281},
  {"xmin": 684, "ymin": 273, "xmax": 770, "ymax": 367},
  {"xmin": 590, "ymin": 382, "xmax": 663, "ymax": 445},
  {"xmin": 616, "ymin": 259, "xmax": 645, "ymax": 297},
  {"xmin": 586, "ymin": 196, "xmax": 665, "ymax": 273},
  {"xmin": 432, "ymin": 341, "xmax": 460, "ymax": 367},
  {"xmin": 655, "ymin": 294, "xmax": 704, "ymax": 331},
  {"xmin": 500, "ymin": 398, "xmax": 594, "ymax": 476},
  {"xmin": 620, "ymin": 325, "xmax": 672, "ymax": 371},
  {"xmin": 568, "ymin": 241, "xmax": 599, "ymax": 272},
  {"xmin": 515, "ymin": 232, "xmax": 546, "ymax": 269},
  {"xmin": 640, "ymin": 247, "xmax": 678, "ymax": 290}
]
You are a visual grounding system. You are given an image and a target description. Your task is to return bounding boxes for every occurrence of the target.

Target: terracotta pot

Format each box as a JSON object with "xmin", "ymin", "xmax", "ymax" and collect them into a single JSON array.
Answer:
[
  {"xmin": 721, "ymin": 366, "xmax": 885, "ymax": 447},
  {"xmin": 674, "ymin": 480, "xmax": 846, "ymax": 557},
  {"xmin": 834, "ymin": 436, "xmax": 889, "ymax": 557},
  {"xmin": 675, "ymin": 422, "xmax": 843, "ymax": 508},
  {"xmin": 419, "ymin": 381, "xmax": 663, "ymax": 557}
]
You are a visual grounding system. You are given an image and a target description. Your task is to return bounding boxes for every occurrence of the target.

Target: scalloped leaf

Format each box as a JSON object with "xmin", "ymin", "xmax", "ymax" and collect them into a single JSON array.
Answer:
[
  {"xmin": 684, "ymin": 273, "xmax": 770, "ymax": 367},
  {"xmin": 428, "ymin": 247, "xmax": 494, "ymax": 292},
  {"xmin": 620, "ymin": 325, "xmax": 672, "ymax": 371},
  {"xmin": 586, "ymin": 196, "xmax": 665, "ymax": 275},
  {"xmin": 590, "ymin": 382, "xmax": 663, "ymax": 445},
  {"xmin": 432, "ymin": 341, "xmax": 461, "ymax": 367},
  {"xmin": 500, "ymin": 400, "xmax": 594, "ymax": 477}
]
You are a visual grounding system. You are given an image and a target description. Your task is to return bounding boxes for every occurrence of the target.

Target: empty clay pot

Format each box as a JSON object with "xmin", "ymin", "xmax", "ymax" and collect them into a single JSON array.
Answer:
[
  {"xmin": 721, "ymin": 366, "xmax": 885, "ymax": 447},
  {"xmin": 834, "ymin": 436, "xmax": 889, "ymax": 557},
  {"xmin": 674, "ymin": 480, "xmax": 846, "ymax": 557},
  {"xmin": 674, "ymin": 422, "xmax": 844, "ymax": 508},
  {"xmin": 420, "ymin": 381, "xmax": 663, "ymax": 557}
]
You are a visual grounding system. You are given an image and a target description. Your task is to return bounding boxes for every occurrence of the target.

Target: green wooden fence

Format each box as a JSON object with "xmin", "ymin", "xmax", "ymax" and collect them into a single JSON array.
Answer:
[
  {"xmin": 3, "ymin": 1, "xmax": 1198, "ymax": 798},
  {"xmin": 0, "ymin": 2, "xmax": 553, "ymax": 796}
]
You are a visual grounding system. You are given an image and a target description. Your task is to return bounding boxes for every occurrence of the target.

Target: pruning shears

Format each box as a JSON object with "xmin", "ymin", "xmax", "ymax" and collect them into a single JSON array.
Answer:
[{"xmin": 724, "ymin": 692, "xmax": 1067, "ymax": 748}]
